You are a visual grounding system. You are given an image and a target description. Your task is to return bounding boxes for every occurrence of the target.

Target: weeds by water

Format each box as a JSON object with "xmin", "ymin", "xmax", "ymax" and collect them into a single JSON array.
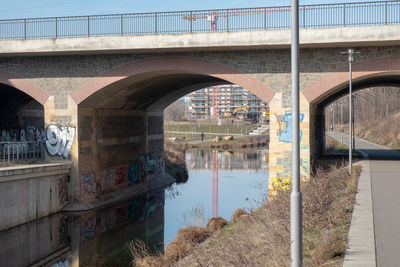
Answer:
[{"xmin": 127, "ymin": 163, "xmax": 360, "ymax": 266}]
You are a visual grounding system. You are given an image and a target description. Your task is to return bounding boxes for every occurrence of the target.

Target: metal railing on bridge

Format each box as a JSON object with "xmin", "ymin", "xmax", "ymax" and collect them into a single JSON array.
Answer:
[
  {"xmin": 0, "ymin": 142, "xmax": 44, "ymax": 166},
  {"xmin": 0, "ymin": 0, "xmax": 399, "ymax": 40}
]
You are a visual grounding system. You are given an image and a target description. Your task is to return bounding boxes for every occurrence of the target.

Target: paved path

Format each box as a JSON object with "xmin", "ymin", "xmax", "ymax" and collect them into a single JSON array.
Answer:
[{"xmin": 332, "ymin": 133, "xmax": 400, "ymax": 267}]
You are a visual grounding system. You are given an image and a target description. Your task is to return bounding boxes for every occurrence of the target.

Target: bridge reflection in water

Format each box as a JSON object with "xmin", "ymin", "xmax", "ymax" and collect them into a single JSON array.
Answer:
[
  {"xmin": 0, "ymin": 189, "xmax": 165, "ymax": 267},
  {"xmin": 0, "ymin": 148, "xmax": 268, "ymax": 266}
]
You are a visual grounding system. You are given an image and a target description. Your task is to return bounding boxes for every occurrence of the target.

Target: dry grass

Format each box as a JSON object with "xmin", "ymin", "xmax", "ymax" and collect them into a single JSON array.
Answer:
[
  {"xmin": 230, "ymin": 208, "xmax": 248, "ymax": 223},
  {"xmin": 355, "ymin": 114, "xmax": 400, "ymax": 149},
  {"xmin": 128, "ymin": 217, "xmax": 227, "ymax": 266},
  {"xmin": 128, "ymin": 163, "xmax": 360, "ymax": 267},
  {"xmin": 176, "ymin": 163, "xmax": 360, "ymax": 267}
]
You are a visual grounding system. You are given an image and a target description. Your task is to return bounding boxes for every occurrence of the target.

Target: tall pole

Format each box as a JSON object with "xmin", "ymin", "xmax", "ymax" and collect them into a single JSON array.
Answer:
[
  {"xmin": 290, "ymin": 0, "xmax": 302, "ymax": 266},
  {"xmin": 340, "ymin": 102, "xmax": 343, "ymax": 143},
  {"xmin": 332, "ymin": 104, "xmax": 335, "ymax": 136},
  {"xmin": 348, "ymin": 48, "xmax": 353, "ymax": 174}
]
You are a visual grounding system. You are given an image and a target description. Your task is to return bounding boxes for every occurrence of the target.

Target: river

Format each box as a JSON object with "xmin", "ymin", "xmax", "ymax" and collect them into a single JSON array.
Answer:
[{"xmin": 0, "ymin": 148, "xmax": 269, "ymax": 267}]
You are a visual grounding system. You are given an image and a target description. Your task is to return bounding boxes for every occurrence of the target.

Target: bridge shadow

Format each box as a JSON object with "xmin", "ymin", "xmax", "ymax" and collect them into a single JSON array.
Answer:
[{"xmin": 358, "ymin": 149, "xmax": 400, "ymax": 161}]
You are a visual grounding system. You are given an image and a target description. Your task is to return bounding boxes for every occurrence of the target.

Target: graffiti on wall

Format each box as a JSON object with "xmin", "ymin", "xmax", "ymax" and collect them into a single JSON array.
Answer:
[
  {"xmin": 1, "ymin": 127, "xmax": 45, "ymax": 143},
  {"xmin": 100, "ymin": 206, "xmax": 129, "ymax": 233},
  {"xmin": 128, "ymin": 163, "xmax": 139, "ymax": 184},
  {"xmin": 58, "ymin": 177, "xmax": 68, "ymax": 205},
  {"xmin": 80, "ymin": 215, "xmax": 96, "ymax": 243},
  {"xmin": 139, "ymin": 152, "xmax": 164, "ymax": 176},
  {"xmin": 80, "ymin": 172, "xmax": 96, "ymax": 196},
  {"xmin": 279, "ymin": 111, "xmax": 304, "ymax": 143},
  {"xmin": 100, "ymin": 166, "xmax": 128, "ymax": 191},
  {"xmin": 45, "ymin": 124, "xmax": 76, "ymax": 158}
]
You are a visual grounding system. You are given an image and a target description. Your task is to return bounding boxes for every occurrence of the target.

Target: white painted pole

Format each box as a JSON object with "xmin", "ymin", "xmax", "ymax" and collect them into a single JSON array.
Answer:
[{"xmin": 290, "ymin": 0, "xmax": 302, "ymax": 266}]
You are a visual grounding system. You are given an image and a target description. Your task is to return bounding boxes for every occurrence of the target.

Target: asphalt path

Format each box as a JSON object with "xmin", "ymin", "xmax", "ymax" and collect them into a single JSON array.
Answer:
[{"xmin": 331, "ymin": 132, "xmax": 400, "ymax": 267}]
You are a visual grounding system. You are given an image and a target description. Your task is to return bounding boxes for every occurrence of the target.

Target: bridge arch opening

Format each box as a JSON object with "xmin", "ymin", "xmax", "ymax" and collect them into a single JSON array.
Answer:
[
  {"xmin": 308, "ymin": 74, "xmax": 400, "ymax": 158},
  {"xmin": 0, "ymin": 83, "xmax": 45, "ymax": 165},
  {"xmin": 75, "ymin": 57, "xmax": 272, "ymax": 202}
]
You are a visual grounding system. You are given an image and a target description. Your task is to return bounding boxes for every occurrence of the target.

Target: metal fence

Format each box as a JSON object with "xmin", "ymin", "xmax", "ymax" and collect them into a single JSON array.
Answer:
[
  {"xmin": 0, "ymin": 0, "xmax": 398, "ymax": 40},
  {"xmin": 0, "ymin": 142, "xmax": 44, "ymax": 166}
]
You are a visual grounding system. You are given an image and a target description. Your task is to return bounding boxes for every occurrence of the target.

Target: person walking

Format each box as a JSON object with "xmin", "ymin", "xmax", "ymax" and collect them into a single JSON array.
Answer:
[{"xmin": 201, "ymin": 132, "xmax": 205, "ymax": 142}]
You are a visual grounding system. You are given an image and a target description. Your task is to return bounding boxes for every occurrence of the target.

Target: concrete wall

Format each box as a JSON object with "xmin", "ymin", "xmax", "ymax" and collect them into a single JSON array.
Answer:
[
  {"xmin": 0, "ymin": 213, "xmax": 70, "ymax": 267},
  {"xmin": 1, "ymin": 25, "xmax": 399, "ymax": 55},
  {"xmin": 0, "ymin": 163, "xmax": 71, "ymax": 231}
]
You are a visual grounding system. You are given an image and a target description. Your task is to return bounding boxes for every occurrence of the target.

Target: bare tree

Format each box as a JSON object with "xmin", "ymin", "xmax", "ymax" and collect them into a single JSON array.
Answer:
[{"xmin": 164, "ymin": 99, "xmax": 186, "ymax": 122}]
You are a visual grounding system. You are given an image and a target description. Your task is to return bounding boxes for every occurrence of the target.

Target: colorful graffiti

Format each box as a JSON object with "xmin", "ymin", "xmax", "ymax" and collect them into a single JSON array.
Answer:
[
  {"xmin": 80, "ymin": 215, "xmax": 96, "ymax": 243},
  {"xmin": 139, "ymin": 152, "xmax": 164, "ymax": 176},
  {"xmin": 279, "ymin": 111, "xmax": 305, "ymax": 143},
  {"xmin": 80, "ymin": 172, "xmax": 96, "ymax": 196},
  {"xmin": 100, "ymin": 166, "xmax": 128, "ymax": 191},
  {"xmin": 128, "ymin": 163, "xmax": 139, "ymax": 184},
  {"xmin": 45, "ymin": 124, "xmax": 76, "ymax": 158},
  {"xmin": 100, "ymin": 206, "xmax": 129, "ymax": 233}
]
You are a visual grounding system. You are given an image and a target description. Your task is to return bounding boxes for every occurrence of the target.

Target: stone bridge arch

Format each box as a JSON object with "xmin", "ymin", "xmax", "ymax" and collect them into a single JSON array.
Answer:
[
  {"xmin": 72, "ymin": 56, "xmax": 276, "ymax": 202},
  {"xmin": 303, "ymin": 57, "xmax": 400, "ymax": 158},
  {"xmin": 71, "ymin": 56, "xmax": 276, "ymax": 106},
  {"xmin": 0, "ymin": 71, "xmax": 49, "ymax": 105}
]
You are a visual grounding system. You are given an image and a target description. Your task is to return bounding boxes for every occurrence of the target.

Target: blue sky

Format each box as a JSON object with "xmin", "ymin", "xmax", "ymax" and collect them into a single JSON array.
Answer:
[{"xmin": 1, "ymin": 0, "xmax": 383, "ymax": 20}]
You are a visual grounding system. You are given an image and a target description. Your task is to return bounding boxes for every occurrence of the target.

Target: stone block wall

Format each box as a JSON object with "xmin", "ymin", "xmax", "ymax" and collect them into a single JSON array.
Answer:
[{"xmin": 268, "ymin": 92, "xmax": 310, "ymax": 190}]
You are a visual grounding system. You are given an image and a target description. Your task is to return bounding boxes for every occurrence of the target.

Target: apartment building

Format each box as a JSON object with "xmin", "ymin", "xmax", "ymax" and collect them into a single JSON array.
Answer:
[{"xmin": 185, "ymin": 85, "xmax": 268, "ymax": 120}]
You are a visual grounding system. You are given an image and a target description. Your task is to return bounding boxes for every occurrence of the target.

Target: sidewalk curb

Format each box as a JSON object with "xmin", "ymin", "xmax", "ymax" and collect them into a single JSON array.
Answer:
[{"xmin": 343, "ymin": 152, "xmax": 376, "ymax": 266}]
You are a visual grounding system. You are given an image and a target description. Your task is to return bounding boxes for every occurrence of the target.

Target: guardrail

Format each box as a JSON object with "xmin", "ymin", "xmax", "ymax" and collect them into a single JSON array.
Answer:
[
  {"xmin": 0, "ymin": 142, "xmax": 44, "ymax": 166},
  {"xmin": 0, "ymin": 0, "xmax": 399, "ymax": 40}
]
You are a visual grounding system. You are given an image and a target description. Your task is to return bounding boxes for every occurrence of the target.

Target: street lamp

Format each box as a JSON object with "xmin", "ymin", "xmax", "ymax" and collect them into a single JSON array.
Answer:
[
  {"xmin": 290, "ymin": 0, "xmax": 302, "ymax": 266},
  {"xmin": 340, "ymin": 101, "xmax": 343, "ymax": 143},
  {"xmin": 341, "ymin": 48, "xmax": 359, "ymax": 174}
]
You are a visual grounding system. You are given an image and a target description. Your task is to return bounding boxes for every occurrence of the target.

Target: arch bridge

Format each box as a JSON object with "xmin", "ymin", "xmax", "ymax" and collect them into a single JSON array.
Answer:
[{"xmin": 0, "ymin": 0, "xmax": 400, "ymax": 210}]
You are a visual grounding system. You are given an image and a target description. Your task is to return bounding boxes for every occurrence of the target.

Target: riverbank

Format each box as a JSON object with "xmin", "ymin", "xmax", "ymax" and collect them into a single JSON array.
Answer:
[
  {"xmin": 167, "ymin": 134, "xmax": 269, "ymax": 150},
  {"xmin": 131, "ymin": 161, "xmax": 360, "ymax": 266}
]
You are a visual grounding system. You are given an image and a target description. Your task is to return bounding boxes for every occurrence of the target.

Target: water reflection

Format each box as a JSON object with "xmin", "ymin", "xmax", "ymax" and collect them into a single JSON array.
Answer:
[
  {"xmin": 187, "ymin": 149, "xmax": 269, "ymax": 170},
  {"xmin": 0, "ymin": 148, "xmax": 268, "ymax": 266},
  {"xmin": 0, "ymin": 190, "xmax": 165, "ymax": 267},
  {"xmin": 164, "ymin": 149, "xmax": 269, "ymax": 246}
]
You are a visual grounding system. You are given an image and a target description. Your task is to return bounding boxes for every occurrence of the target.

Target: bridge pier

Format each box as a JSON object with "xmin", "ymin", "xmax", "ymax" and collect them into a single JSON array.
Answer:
[{"xmin": 268, "ymin": 92, "xmax": 310, "ymax": 190}]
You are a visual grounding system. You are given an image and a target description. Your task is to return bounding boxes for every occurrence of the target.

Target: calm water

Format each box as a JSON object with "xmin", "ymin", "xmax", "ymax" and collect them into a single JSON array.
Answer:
[{"xmin": 0, "ymin": 149, "xmax": 269, "ymax": 267}]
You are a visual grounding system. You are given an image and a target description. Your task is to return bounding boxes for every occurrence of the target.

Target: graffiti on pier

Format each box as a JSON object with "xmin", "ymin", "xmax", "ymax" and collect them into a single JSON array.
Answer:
[
  {"xmin": 100, "ymin": 206, "xmax": 129, "ymax": 233},
  {"xmin": 80, "ymin": 172, "xmax": 96, "ymax": 196},
  {"xmin": 100, "ymin": 166, "xmax": 128, "ymax": 191},
  {"xmin": 128, "ymin": 199, "xmax": 138, "ymax": 220},
  {"xmin": 45, "ymin": 124, "xmax": 76, "ymax": 158},
  {"xmin": 80, "ymin": 215, "xmax": 96, "ymax": 243},
  {"xmin": 128, "ymin": 163, "xmax": 139, "ymax": 184},
  {"xmin": 58, "ymin": 177, "xmax": 68, "ymax": 205},
  {"xmin": 279, "ymin": 111, "xmax": 304, "ymax": 143},
  {"xmin": 139, "ymin": 152, "xmax": 164, "ymax": 176}
]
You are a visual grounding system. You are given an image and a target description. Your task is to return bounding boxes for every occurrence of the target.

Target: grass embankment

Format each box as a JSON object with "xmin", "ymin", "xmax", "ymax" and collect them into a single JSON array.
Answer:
[
  {"xmin": 355, "ymin": 115, "xmax": 400, "ymax": 150},
  {"xmin": 128, "ymin": 163, "xmax": 360, "ymax": 266},
  {"xmin": 325, "ymin": 135, "xmax": 362, "ymax": 157},
  {"xmin": 164, "ymin": 124, "xmax": 257, "ymax": 142}
]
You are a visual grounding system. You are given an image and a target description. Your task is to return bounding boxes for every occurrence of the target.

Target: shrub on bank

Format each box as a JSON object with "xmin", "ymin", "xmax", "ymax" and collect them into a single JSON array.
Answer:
[{"xmin": 127, "ymin": 163, "xmax": 360, "ymax": 266}]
